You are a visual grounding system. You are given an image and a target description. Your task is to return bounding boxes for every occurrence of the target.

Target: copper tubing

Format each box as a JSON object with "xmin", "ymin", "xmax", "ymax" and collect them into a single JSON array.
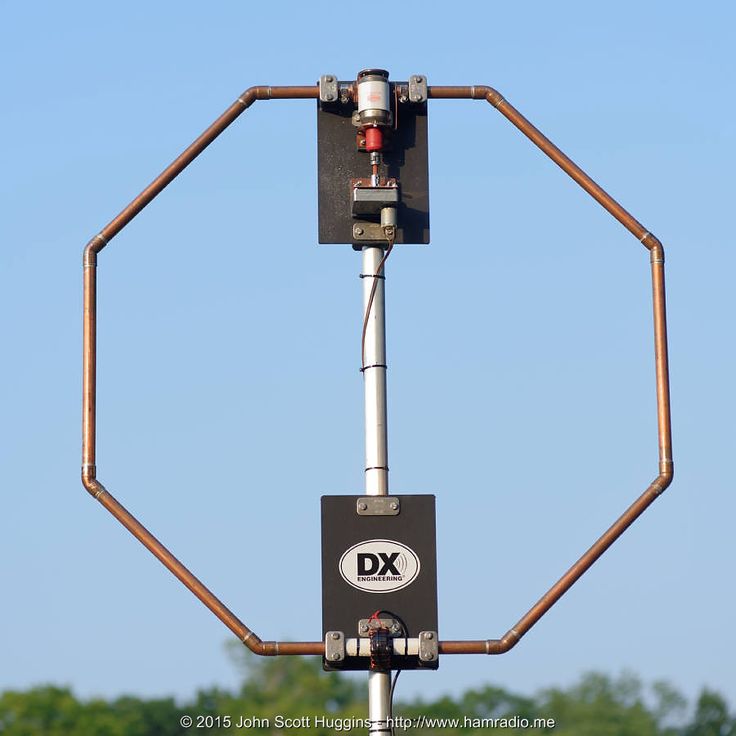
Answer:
[
  {"xmin": 428, "ymin": 85, "xmax": 656, "ymax": 245},
  {"xmin": 82, "ymin": 84, "xmax": 324, "ymax": 656},
  {"xmin": 427, "ymin": 84, "xmax": 673, "ymax": 655},
  {"xmin": 83, "ymin": 80, "xmax": 673, "ymax": 661}
]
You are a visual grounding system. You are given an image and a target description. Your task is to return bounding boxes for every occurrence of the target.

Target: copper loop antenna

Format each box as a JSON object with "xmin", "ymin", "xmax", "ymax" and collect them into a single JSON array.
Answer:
[
  {"xmin": 427, "ymin": 84, "xmax": 673, "ymax": 654},
  {"xmin": 82, "ymin": 79, "xmax": 672, "ymax": 659},
  {"xmin": 82, "ymin": 85, "xmax": 324, "ymax": 656}
]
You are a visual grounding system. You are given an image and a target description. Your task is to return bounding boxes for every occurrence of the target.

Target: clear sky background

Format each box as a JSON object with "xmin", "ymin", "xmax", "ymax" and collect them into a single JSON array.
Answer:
[{"xmin": 1, "ymin": 0, "xmax": 734, "ymax": 709}]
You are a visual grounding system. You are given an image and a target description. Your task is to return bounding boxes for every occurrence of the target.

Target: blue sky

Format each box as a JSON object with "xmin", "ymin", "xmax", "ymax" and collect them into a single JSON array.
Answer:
[{"xmin": 2, "ymin": 0, "xmax": 735, "ymax": 708}]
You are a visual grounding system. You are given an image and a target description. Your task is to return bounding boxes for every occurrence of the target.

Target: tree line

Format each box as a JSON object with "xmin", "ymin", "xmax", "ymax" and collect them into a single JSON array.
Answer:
[{"xmin": 1, "ymin": 649, "xmax": 733, "ymax": 735}]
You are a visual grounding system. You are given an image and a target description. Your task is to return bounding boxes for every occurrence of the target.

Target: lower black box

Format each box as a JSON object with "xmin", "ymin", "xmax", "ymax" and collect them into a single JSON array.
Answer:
[{"xmin": 321, "ymin": 494, "xmax": 438, "ymax": 670}]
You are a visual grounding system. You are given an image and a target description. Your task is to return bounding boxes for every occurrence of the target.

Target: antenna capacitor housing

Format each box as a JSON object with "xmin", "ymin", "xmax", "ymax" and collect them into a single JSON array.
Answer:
[{"xmin": 356, "ymin": 69, "xmax": 391, "ymax": 128}]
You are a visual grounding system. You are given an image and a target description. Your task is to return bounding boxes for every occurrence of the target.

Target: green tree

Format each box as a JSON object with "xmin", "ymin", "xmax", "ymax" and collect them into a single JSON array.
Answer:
[
  {"xmin": 685, "ymin": 689, "xmax": 736, "ymax": 736},
  {"xmin": 1, "ymin": 660, "xmax": 734, "ymax": 736},
  {"xmin": 0, "ymin": 686, "xmax": 184, "ymax": 736},
  {"xmin": 539, "ymin": 672, "xmax": 677, "ymax": 736}
]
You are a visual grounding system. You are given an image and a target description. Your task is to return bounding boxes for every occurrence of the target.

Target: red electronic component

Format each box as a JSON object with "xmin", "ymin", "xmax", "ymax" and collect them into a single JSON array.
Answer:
[{"xmin": 365, "ymin": 126, "xmax": 383, "ymax": 152}]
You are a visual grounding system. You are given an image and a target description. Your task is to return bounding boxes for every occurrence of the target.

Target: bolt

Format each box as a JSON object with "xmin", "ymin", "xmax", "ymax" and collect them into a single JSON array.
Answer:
[
  {"xmin": 389, "ymin": 501, "xmax": 399, "ymax": 511},
  {"xmin": 354, "ymin": 226, "xmax": 364, "ymax": 236},
  {"xmin": 331, "ymin": 632, "xmax": 340, "ymax": 640},
  {"xmin": 331, "ymin": 652, "xmax": 340, "ymax": 660},
  {"xmin": 358, "ymin": 501, "xmax": 367, "ymax": 511}
]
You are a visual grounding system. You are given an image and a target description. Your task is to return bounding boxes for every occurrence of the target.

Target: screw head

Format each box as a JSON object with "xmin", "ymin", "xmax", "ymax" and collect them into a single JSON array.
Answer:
[
  {"xmin": 331, "ymin": 652, "xmax": 340, "ymax": 660},
  {"xmin": 331, "ymin": 632, "xmax": 340, "ymax": 640},
  {"xmin": 425, "ymin": 632, "xmax": 434, "ymax": 640},
  {"xmin": 325, "ymin": 75, "xmax": 334, "ymax": 82},
  {"xmin": 389, "ymin": 501, "xmax": 399, "ymax": 511},
  {"xmin": 354, "ymin": 226, "xmax": 364, "ymax": 236},
  {"xmin": 358, "ymin": 500, "xmax": 367, "ymax": 510},
  {"xmin": 399, "ymin": 94, "xmax": 408, "ymax": 104},
  {"xmin": 360, "ymin": 623, "xmax": 369, "ymax": 633},
  {"xmin": 325, "ymin": 93, "xmax": 335, "ymax": 101},
  {"xmin": 391, "ymin": 623, "xmax": 401, "ymax": 633}
]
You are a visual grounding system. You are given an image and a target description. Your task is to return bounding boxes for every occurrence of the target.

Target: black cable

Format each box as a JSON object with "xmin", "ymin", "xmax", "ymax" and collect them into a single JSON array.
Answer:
[
  {"xmin": 360, "ymin": 237, "xmax": 395, "ymax": 372},
  {"xmin": 389, "ymin": 669, "xmax": 401, "ymax": 716}
]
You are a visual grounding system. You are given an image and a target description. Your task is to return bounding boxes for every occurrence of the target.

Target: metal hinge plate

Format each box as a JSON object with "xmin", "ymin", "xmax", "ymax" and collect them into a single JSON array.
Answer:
[
  {"xmin": 408, "ymin": 74, "xmax": 428, "ymax": 104},
  {"xmin": 319, "ymin": 74, "xmax": 339, "ymax": 103},
  {"xmin": 356, "ymin": 496, "xmax": 401, "ymax": 515},
  {"xmin": 358, "ymin": 618, "xmax": 403, "ymax": 637},
  {"xmin": 418, "ymin": 630, "xmax": 438, "ymax": 662},
  {"xmin": 325, "ymin": 631, "xmax": 345, "ymax": 662}
]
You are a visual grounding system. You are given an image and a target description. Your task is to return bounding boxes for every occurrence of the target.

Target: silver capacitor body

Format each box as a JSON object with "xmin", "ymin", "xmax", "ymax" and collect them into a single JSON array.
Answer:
[{"xmin": 356, "ymin": 69, "xmax": 391, "ymax": 127}]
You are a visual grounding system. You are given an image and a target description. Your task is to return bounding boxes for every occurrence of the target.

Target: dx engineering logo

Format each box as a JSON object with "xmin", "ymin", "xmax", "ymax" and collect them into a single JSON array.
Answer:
[{"xmin": 339, "ymin": 539, "xmax": 420, "ymax": 593}]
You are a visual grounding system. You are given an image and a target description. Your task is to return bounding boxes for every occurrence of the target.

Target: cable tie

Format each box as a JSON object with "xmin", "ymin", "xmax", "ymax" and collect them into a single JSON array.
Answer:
[
  {"xmin": 359, "ymin": 273, "xmax": 386, "ymax": 280},
  {"xmin": 360, "ymin": 363, "xmax": 387, "ymax": 373}
]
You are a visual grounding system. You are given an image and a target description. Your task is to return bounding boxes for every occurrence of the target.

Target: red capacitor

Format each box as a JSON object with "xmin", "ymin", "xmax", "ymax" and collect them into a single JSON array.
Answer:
[{"xmin": 365, "ymin": 126, "xmax": 383, "ymax": 152}]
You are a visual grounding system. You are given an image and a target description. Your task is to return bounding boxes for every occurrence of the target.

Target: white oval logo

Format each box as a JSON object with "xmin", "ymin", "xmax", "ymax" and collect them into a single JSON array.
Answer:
[{"xmin": 339, "ymin": 539, "xmax": 420, "ymax": 593}]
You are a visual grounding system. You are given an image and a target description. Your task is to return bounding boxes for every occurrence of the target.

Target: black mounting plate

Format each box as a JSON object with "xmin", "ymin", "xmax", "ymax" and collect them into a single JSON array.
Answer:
[
  {"xmin": 317, "ymin": 83, "xmax": 429, "ymax": 246},
  {"xmin": 321, "ymin": 494, "xmax": 438, "ymax": 671}
]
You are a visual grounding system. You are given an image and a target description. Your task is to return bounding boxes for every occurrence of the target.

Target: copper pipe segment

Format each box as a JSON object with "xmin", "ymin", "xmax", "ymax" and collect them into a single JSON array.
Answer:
[
  {"xmin": 82, "ymin": 85, "xmax": 323, "ymax": 657},
  {"xmin": 428, "ymin": 85, "xmax": 673, "ymax": 654}
]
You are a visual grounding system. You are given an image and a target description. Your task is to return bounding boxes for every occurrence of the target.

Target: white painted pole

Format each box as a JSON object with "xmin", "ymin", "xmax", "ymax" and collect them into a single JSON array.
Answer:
[
  {"xmin": 361, "ymin": 243, "xmax": 392, "ymax": 734},
  {"xmin": 368, "ymin": 670, "xmax": 392, "ymax": 735},
  {"xmin": 362, "ymin": 245, "xmax": 389, "ymax": 497}
]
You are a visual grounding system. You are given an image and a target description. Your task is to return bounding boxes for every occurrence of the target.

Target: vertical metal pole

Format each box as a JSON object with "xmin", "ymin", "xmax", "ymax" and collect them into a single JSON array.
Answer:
[
  {"xmin": 362, "ymin": 244, "xmax": 392, "ymax": 735},
  {"xmin": 368, "ymin": 670, "xmax": 392, "ymax": 735},
  {"xmin": 362, "ymin": 245, "xmax": 389, "ymax": 497}
]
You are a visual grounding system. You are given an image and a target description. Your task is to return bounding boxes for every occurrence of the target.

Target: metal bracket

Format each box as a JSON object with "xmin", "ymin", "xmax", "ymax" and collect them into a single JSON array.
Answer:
[
  {"xmin": 358, "ymin": 618, "xmax": 402, "ymax": 637},
  {"xmin": 352, "ymin": 222, "xmax": 394, "ymax": 243},
  {"xmin": 408, "ymin": 75, "xmax": 428, "ymax": 104},
  {"xmin": 319, "ymin": 74, "xmax": 339, "ymax": 103},
  {"xmin": 418, "ymin": 630, "xmax": 438, "ymax": 662},
  {"xmin": 356, "ymin": 496, "xmax": 400, "ymax": 516},
  {"xmin": 351, "ymin": 110, "xmax": 393, "ymax": 128},
  {"xmin": 325, "ymin": 631, "xmax": 345, "ymax": 662}
]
